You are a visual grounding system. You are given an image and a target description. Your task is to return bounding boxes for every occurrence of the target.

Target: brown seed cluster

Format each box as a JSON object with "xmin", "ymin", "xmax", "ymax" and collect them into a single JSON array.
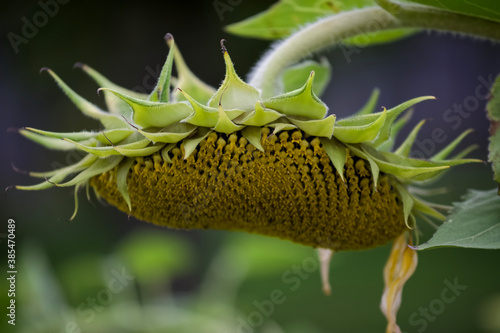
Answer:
[{"xmin": 90, "ymin": 128, "xmax": 406, "ymax": 250}]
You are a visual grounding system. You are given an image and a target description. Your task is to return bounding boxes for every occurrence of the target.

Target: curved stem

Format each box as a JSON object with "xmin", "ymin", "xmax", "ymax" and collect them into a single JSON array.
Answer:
[{"xmin": 249, "ymin": 4, "xmax": 500, "ymax": 98}]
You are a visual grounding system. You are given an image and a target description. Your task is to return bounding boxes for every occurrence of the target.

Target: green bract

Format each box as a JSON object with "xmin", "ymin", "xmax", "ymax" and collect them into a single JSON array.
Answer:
[{"xmin": 17, "ymin": 35, "xmax": 478, "ymax": 236}]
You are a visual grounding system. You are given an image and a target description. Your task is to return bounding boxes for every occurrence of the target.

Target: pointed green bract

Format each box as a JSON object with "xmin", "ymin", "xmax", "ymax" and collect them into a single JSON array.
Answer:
[
  {"xmin": 360, "ymin": 145, "xmax": 450, "ymax": 181},
  {"xmin": 236, "ymin": 102, "xmax": 282, "ymax": 126},
  {"xmin": 135, "ymin": 124, "xmax": 196, "ymax": 144},
  {"xmin": 149, "ymin": 35, "xmax": 175, "ymax": 103},
  {"xmin": 282, "ymin": 59, "xmax": 331, "ymax": 97},
  {"xmin": 23, "ymin": 127, "xmax": 97, "ymax": 141},
  {"xmin": 394, "ymin": 182, "xmax": 415, "ymax": 229},
  {"xmin": 263, "ymin": 71, "xmax": 328, "ymax": 119},
  {"xmin": 208, "ymin": 48, "xmax": 260, "ymax": 110},
  {"xmin": 320, "ymin": 137, "xmax": 347, "ymax": 182},
  {"xmin": 167, "ymin": 37, "xmax": 215, "ymax": 104},
  {"xmin": 394, "ymin": 119, "xmax": 426, "ymax": 157},
  {"xmin": 268, "ymin": 121, "xmax": 297, "ymax": 134},
  {"xmin": 99, "ymin": 88, "xmax": 192, "ymax": 128},
  {"xmin": 213, "ymin": 104, "xmax": 245, "ymax": 134},
  {"xmin": 288, "ymin": 115, "xmax": 336, "ymax": 138},
  {"xmin": 180, "ymin": 90, "xmax": 219, "ymax": 127},
  {"xmin": 432, "ymin": 129, "xmax": 473, "ymax": 161},
  {"xmin": 183, "ymin": 128, "xmax": 212, "ymax": 159},
  {"xmin": 354, "ymin": 88, "xmax": 380, "ymax": 115},
  {"xmin": 20, "ymin": 129, "xmax": 95, "ymax": 151},
  {"xmin": 16, "ymin": 154, "xmax": 98, "ymax": 190},
  {"xmin": 378, "ymin": 109, "xmax": 414, "ymax": 152},
  {"xmin": 451, "ymin": 144, "xmax": 479, "ymax": 160},
  {"xmin": 334, "ymin": 108, "xmax": 386, "ymax": 143},
  {"xmin": 371, "ymin": 96, "xmax": 435, "ymax": 147},
  {"xmin": 346, "ymin": 144, "xmax": 380, "ymax": 191},
  {"xmin": 412, "ymin": 196, "xmax": 446, "ymax": 221},
  {"xmin": 161, "ymin": 143, "xmax": 176, "ymax": 163},
  {"xmin": 58, "ymin": 156, "xmax": 123, "ymax": 187},
  {"xmin": 42, "ymin": 68, "xmax": 127, "ymax": 129},
  {"xmin": 116, "ymin": 157, "xmax": 136, "ymax": 211},
  {"xmin": 70, "ymin": 183, "xmax": 84, "ymax": 221},
  {"xmin": 76, "ymin": 63, "xmax": 147, "ymax": 116},
  {"xmin": 63, "ymin": 138, "xmax": 151, "ymax": 158},
  {"xmin": 242, "ymin": 126, "xmax": 264, "ymax": 152}
]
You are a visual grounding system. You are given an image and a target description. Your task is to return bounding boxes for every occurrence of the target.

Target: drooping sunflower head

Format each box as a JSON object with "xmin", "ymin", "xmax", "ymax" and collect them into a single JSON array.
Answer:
[{"xmin": 16, "ymin": 34, "xmax": 479, "ymax": 252}]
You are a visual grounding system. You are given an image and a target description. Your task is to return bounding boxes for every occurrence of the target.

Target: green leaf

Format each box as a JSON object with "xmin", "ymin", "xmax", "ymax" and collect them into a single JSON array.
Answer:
[
  {"xmin": 406, "ymin": 0, "xmax": 500, "ymax": 24},
  {"xmin": 225, "ymin": 0, "xmax": 379, "ymax": 40},
  {"xmin": 226, "ymin": 0, "xmax": 416, "ymax": 46},
  {"xmin": 415, "ymin": 189, "xmax": 500, "ymax": 250},
  {"xmin": 487, "ymin": 74, "xmax": 500, "ymax": 192},
  {"xmin": 282, "ymin": 59, "xmax": 331, "ymax": 96}
]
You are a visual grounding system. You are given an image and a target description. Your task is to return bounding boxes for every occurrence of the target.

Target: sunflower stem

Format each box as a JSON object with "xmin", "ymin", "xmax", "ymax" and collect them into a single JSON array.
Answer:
[{"xmin": 249, "ymin": 5, "xmax": 500, "ymax": 97}]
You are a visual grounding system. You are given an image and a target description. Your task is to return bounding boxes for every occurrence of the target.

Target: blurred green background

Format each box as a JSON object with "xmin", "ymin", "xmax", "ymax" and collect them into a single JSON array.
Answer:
[{"xmin": 1, "ymin": 1, "xmax": 500, "ymax": 332}]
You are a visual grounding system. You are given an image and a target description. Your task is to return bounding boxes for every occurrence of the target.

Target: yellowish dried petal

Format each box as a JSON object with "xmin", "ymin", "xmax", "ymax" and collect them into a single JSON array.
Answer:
[{"xmin": 380, "ymin": 232, "xmax": 418, "ymax": 333}]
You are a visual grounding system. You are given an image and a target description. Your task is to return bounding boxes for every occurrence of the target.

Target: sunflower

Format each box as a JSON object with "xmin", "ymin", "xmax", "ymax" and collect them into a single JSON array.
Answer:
[{"xmin": 15, "ymin": 34, "xmax": 479, "ymax": 332}]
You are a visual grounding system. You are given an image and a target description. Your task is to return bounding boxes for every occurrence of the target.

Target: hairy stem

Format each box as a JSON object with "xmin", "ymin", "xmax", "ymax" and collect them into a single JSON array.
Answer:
[{"xmin": 249, "ymin": 4, "xmax": 500, "ymax": 97}]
